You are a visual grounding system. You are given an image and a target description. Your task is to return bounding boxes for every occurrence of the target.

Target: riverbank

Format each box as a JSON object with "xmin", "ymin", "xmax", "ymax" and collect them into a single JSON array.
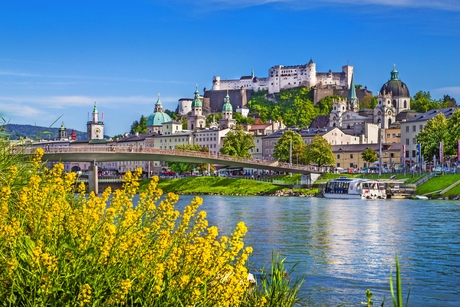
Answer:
[
  {"xmin": 140, "ymin": 175, "xmax": 319, "ymax": 197},
  {"xmin": 138, "ymin": 173, "xmax": 460, "ymax": 199}
]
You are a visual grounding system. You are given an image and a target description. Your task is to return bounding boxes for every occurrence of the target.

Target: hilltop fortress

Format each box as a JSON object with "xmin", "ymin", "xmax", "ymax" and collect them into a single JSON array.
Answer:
[
  {"xmin": 195, "ymin": 60, "xmax": 372, "ymax": 114},
  {"xmin": 211, "ymin": 59, "xmax": 353, "ymax": 94}
]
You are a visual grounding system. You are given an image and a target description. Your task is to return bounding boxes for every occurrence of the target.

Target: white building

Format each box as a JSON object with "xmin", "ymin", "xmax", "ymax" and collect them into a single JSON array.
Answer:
[
  {"xmin": 400, "ymin": 107, "xmax": 458, "ymax": 162},
  {"xmin": 211, "ymin": 60, "xmax": 352, "ymax": 94}
]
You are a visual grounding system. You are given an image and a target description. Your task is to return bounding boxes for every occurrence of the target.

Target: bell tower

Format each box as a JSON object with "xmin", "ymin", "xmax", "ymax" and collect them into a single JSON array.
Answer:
[{"xmin": 87, "ymin": 102, "xmax": 104, "ymax": 140}]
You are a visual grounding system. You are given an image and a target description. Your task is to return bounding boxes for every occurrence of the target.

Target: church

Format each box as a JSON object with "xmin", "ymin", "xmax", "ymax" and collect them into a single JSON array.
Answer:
[{"xmin": 329, "ymin": 66, "xmax": 411, "ymax": 133}]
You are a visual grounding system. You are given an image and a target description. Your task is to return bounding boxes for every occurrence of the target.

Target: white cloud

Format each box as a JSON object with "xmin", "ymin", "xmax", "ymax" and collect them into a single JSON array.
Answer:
[
  {"xmin": 431, "ymin": 86, "xmax": 460, "ymax": 99},
  {"xmin": 0, "ymin": 95, "xmax": 181, "ymax": 109},
  {"xmin": 194, "ymin": 0, "xmax": 460, "ymax": 11},
  {"xmin": 0, "ymin": 70, "xmax": 189, "ymax": 85},
  {"xmin": 0, "ymin": 102, "xmax": 45, "ymax": 118}
]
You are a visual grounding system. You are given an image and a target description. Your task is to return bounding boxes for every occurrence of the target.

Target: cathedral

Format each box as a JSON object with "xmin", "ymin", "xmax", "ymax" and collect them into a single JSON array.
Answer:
[{"xmin": 329, "ymin": 66, "xmax": 411, "ymax": 132}]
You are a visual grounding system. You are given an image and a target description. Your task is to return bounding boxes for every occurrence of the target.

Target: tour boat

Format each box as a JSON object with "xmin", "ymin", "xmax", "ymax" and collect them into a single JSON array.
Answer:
[{"xmin": 322, "ymin": 177, "xmax": 386, "ymax": 199}]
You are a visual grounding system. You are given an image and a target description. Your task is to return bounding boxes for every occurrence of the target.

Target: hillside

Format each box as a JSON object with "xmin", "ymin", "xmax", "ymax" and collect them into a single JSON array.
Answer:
[{"xmin": 4, "ymin": 124, "xmax": 88, "ymax": 141}]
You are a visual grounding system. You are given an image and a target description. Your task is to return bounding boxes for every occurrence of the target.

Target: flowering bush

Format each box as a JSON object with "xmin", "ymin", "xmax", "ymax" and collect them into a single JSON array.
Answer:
[{"xmin": 0, "ymin": 147, "xmax": 254, "ymax": 306}]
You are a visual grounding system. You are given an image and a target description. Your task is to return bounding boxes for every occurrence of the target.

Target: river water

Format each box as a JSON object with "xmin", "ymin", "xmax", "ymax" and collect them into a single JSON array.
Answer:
[{"xmin": 169, "ymin": 195, "xmax": 459, "ymax": 306}]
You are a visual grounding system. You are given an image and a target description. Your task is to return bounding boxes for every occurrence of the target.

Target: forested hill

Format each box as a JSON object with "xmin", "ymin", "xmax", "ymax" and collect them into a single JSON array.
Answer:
[{"xmin": 4, "ymin": 124, "xmax": 88, "ymax": 141}]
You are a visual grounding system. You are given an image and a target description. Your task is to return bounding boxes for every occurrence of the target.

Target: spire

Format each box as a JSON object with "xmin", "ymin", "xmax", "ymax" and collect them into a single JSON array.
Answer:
[
  {"xmin": 92, "ymin": 102, "xmax": 99, "ymax": 123},
  {"xmin": 154, "ymin": 93, "xmax": 163, "ymax": 113},
  {"xmin": 60, "ymin": 121, "xmax": 66, "ymax": 131},
  {"xmin": 348, "ymin": 74, "xmax": 357, "ymax": 100},
  {"xmin": 155, "ymin": 93, "xmax": 162, "ymax": 105},
  {"xmin": 222, "ymin": 89, "xmax": 232, "ymax": 111},
  {"xmin": 192, "ymin": 85, "xmax": 202, "ymax": 108},
  {"xmin": 391, "ymin": 64, "xmax": 399, "ymax": 80},
  {"xmin": 347, "ymin": 73, "xmax": 359, "ymax": 112},
  {"xmin": 251, "ymin": 68, "xmax": 254, "ymax": 78}
]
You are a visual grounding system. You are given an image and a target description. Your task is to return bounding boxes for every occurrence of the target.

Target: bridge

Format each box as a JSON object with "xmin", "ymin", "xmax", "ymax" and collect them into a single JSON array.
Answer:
[{"xmin": 23, "ymin": 146, "xmax": 324, "ymax": 193}]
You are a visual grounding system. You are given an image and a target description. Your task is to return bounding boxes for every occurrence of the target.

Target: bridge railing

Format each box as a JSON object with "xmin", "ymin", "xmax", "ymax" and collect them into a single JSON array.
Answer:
[{"xmin": 23, "ymin": 146, "xmax": 323, "ymax": 173}]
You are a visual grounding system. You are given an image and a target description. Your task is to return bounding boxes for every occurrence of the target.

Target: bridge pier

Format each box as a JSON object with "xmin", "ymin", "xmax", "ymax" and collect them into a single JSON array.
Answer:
[{"xmin": 88, "ymin": 160, "xmax": 99, "ymax": 195}]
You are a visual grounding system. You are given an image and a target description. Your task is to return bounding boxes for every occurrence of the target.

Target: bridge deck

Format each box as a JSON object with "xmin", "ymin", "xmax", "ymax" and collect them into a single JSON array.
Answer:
[{"xmin": 23, "ymin": 146, "xmax": 324, "ymax": 174}]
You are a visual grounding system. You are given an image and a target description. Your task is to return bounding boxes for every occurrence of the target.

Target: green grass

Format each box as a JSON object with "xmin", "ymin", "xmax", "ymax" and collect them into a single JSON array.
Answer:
[
  {"xmin": 154, "ymin": 176, "xmax": 283, "ymax": 195},
  {"xmin": 416, "ymin": 174, "xmax": 460, "ymax": 196}
]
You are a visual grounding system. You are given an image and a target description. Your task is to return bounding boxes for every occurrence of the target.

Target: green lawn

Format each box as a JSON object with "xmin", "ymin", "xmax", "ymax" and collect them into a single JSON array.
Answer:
[
  {"xmin": 417, "ymin": 174, "xmax": 460, "ymax": 196},
  {"xmin": 156, "ymin": 176, "xmax": 282, "ymax": 195}
]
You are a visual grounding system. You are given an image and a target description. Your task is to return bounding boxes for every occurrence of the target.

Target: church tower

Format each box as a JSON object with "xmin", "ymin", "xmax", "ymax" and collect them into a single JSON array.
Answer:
[
  {"xmin": 374, "ymin": 65, "xmax": 409, "ymax": 128},
  {"xmin": 219, "ymin": 90, "xmax": 237, "ymax": 129},
  {"xmin": 58, "ymin": 122, "xmax": 68, "ymax": 140},
  {"xmin": 187, "ymin": 86, "xmax": 206, "ymax": 130},
  {"xmin": 87, "ymin": 102, "xmax": 104, "ymax": 140},
  {"xmin": 347, "ymin": 74, "xmax": 359, "ymax": 112},
  {"xmin": 329, "ymin": 98, "xmax": 347, "ymax": 128}
]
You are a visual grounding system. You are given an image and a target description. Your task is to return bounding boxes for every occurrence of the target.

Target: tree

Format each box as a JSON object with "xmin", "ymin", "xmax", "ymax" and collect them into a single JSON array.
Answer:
[
  {"xmin": 220, "ymin": 128, "xmax": 255, "ymax": 158},
  {"xmin": 439, "ymin": 94, "xmax": 457, "ymax": 108},
  {"xmin": 445, "ymin": 109, "xmax": 460, "ymax": 157},
  {"xmin": 130, "ymin": 115, "xmax": 147, "ymax": 134},
  {"xmin": 206, "ymin": 113, "xmax": 222, "ymax": 126},
  {"xmin": 164, "ymin": 109, "xmax": 179, "ymax": 120},
  {"xmin": 411, "ymin": 91, "xmax": 439, "ymax": 113},
  {"xmin": 317, "ymin": 95, "xmax": 340, "ymax": 115},
  {"xmin": 416, "ymin": 113, "xmax": 448, "ymax": 161},
  {"xmin": 305, "ymin": 135, "xmax": 335, "ymax": 168},
  {"xmin": 361, "ymin": 147, "xmax": 378, "ymax": 166},
  {"xmin": 273, "ymin": 130, "xmax": 305, "ymax": 163},
  {"xmin": 167, "ymin": 144, "xmax": 209, "ymax": 174},
  {"xmin": 233, "ymin": 112, "xmax": 255, "ymax": 125},
  {"xmin": 360, "ymin": 95, "xmax": 377, "ymax": 109}
]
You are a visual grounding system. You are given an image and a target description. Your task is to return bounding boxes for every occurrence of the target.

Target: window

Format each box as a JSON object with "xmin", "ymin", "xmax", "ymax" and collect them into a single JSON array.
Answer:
[
  {"xmin": 419, "ymin": 125, "xmax": 423, "ymax": 131},
  {"xmin": 406, "ymin": 139, "xmax": 409, "ymax": 145},
  {"xmin": 386, "ymin": 133, "xmax": 390, "ymax": 138},
  {"xmin": 392, "ymin": 133, "xmax": 396, "ymax": 138},
  {"xmin": 412, "ymin": 138, "xmax": 416, "ymax": 144},
  {"xmin": 390, "ymin": 153, "xmax": 394, "ymax": 158},
  {"xmin": 265, "ymin": 141, "xmax": 268, "ymax": 145},
  {"xmin": 350, "ymin": 154, "xmax": 354, "ymax": 159},
  {"xmin": 337, "ymin": 154, "xmax": 341, "ymax": 159},
  {"xmin": 412, "ymin": 125, "xmax": 416, "ymax": 132},
  {"xmin": 412, "ymin": 150, "xmax": 416, "ymax": 157},
  {"xmin": 405, "ymin": 126, "xmax": 409, "ymax": 132}
]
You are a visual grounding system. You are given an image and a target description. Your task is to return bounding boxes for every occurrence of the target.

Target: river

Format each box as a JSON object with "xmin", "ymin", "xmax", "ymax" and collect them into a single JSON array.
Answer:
[{"xmin": 167, "ymin": 195, "xmax": 459, "ymax": 306}]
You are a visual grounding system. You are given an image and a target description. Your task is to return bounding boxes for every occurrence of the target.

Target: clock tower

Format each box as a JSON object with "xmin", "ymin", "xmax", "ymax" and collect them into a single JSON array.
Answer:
[{"xmin": 87, "ymin": 102, "xmax": 104, "ymax": 140}]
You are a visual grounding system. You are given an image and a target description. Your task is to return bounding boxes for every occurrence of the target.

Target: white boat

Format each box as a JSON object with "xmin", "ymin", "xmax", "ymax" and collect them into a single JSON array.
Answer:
[{"xmin": 322, "ymin": 177, "xmax": 386, "ymax": 200}]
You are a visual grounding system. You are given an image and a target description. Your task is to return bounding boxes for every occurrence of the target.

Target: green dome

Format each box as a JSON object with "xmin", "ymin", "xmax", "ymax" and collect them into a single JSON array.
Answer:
[
  {"xmin": 222, "ymin": 93, "xmax": 232, "ymax": 111},
  {"xmin": 146, "ymin": 112, "xmax": 172, "ymax": 127},
  {"xmin": 192, "ymin": 86, "xmax": 202, "ymax": 108},
  {"xmin": 146, "ymin": 94, "xmax": 171, "ymax": 126}
]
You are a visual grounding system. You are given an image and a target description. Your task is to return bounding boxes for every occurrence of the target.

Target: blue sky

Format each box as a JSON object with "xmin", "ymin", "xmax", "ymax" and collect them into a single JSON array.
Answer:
[{"xmin": 1, "ymin": 0, "xmax": 459, "ymax": 136}]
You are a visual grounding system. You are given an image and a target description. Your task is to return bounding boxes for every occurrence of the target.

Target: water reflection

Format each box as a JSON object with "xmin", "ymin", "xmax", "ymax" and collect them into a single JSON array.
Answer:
[{"xmin": 155, "ymin": 195, "xmax": 459, "ymax": 306}]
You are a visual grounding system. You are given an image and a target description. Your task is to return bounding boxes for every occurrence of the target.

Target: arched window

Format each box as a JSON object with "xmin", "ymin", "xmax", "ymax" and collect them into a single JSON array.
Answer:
[
  {"xmin": 392, "ymin": 99, "xmax": 396, "ymax": 107},
  {"xmin": 388, "ymin": 118, "xmax": 392, "ymax": 127},
  {"xmin": 404, "ymin": 100, "xmax": 407, "ymax": 108}
]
